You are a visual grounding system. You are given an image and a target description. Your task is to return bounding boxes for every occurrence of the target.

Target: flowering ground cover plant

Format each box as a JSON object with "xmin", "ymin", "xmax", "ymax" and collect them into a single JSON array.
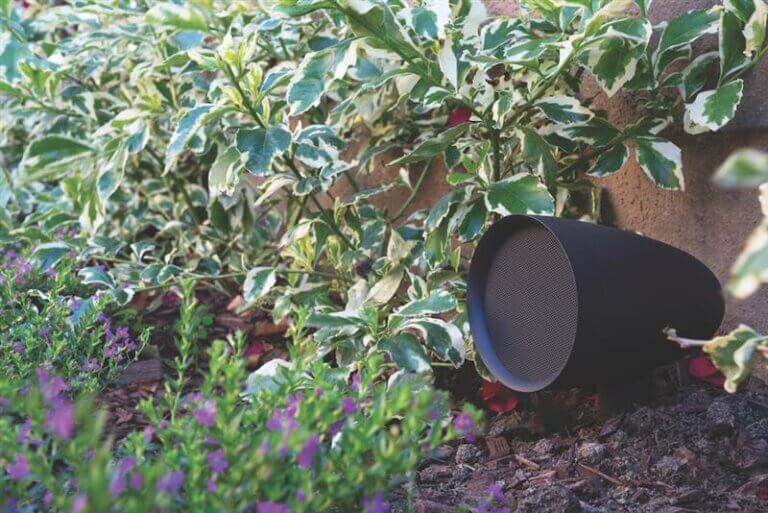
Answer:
[
  {"xmin": 1, "ymin": 0, "xmax": 768, "ymax": 509},
  {"xmin": 0, "ymin": 282, "xmax": 480, "ymax": 511}
]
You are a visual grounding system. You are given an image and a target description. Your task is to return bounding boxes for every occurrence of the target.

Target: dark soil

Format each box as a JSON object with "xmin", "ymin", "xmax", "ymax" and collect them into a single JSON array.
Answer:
[{"xmin": 404, "ymin": 381, "xmax": 768, "ymax": 513}]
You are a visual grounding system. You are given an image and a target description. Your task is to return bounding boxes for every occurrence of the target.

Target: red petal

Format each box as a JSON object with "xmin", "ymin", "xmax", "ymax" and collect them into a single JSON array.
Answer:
[
  {"xmin": 244, "ymin": 341, "xmax": 267, "ymax": 357},
  {"xmin": 447, "ymin": 107, "xmax": 472, "ymax": 127},
  {"xmin": 688, "ymin": 356, "xmax": 720, "ymax": 378},
  {"xmin": 481, "ymin": 380, "xmax": 519, "ymax": 413}
]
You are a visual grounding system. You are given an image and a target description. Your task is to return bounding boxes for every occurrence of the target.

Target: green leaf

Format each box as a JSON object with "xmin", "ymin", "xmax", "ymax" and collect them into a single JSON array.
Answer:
[
  {"xmin": 366, "ymin": 266, "xmax": 404, "ymax": 305},
  {"xmin": 165, "ymin": 104, "xmax": 231, "ymax": 172},
  {"xmin": 306, "ymin": 310, "xmax": 367, "ymax": 329},
  {"xmin": 425, "ymin": 189, "xmax": 467, "ymax": 232},
  {"xmin": 379, "ymin": 333, "xmax": 431, "ymax": 373},
  {"xmin": 654, "ymin": 8, "xmax": 720, "ymax": 68},
  {"xmin": 209, "ymin": 145, "xmax": 242, "ymax": 196},
  {"xmin": 704, "ymin": 324, "xmax": 768, "ymax": 393},
  {"xmin": 411, "ymin": 7, "xmax": 439, "ymax": 40},
  {"xmin": 633, "ymin": 135, "xmax": 684, "ymax": 190},
  {"xmin": 423, "ymin": 221, "xmax": 448, "ymax": 269},
  {"xmin": 287, "ymin": 40, "xmax": 358, "ymax": 115},
  {"xmin": 686, "ymin": 80, "xmax": 744, "ymax": 132},
  {"xmin": 30, "ymin": 242, "xmax": 71, "ymax": 270},
  {"xmin": 389, "ymin": 125, "xmax": 468, "ymax": 166},
  {"xmin": 680, "ymin": 52, "xmax": 719, "ymax": 101},
  {"xmin": 78, "ymin": 266, "xmax": 117, "ymax": 289},
  {"xmin": 235, "ymin": 126, "xmax": 292, "ymax": 176},
  {"xmin": 744, "ymin": 0, "xmax": 768, "ymax": 55},
  {"xmin": 714, "ymin": 149, "xmax": 768, "ymax": 188},
  {"xmin": 457, "ymin": 198, "xmax": 487, "ymax": 242},
  {"xmin": 145, "ymin": 2, "xmax": 208, "ymax": 31},
  {"xmin": 395, "ymin": 289, "xmax": 457, "ymax": 317},
  {"xmin": 585, "ymin": 36, "xmax": 646, "ymax": 97},
  {"xmin": 485, "ymin": 174, "xmax": 555, "ymax": 216},
  {"xmin": 587, "ymin": 143, "xmax": 629, "ymax": 177},
  {"xmin": 243, "ymin": 267, "xmax": 277, "ymax": 304},
  {"xmin": 520, "ymin": 127, "xmax": 557, "ymax": 189},
  {"xmin": 728, "ymin": 191, "xmax": 768, "ymax": 298},
  {"xmin": 720, "ymin": 10, "xmax": 750, "ymax": 82},
  {"xmin": 536, "ymin": 96, "xmax": 594, "ymax": 124},
  {"xmin": 243, "ymin": 359, "xmax": 293, "ymax": 399},
  {"xmin": 402, "ymin": 318, "xmax": 465, "ymax": 366},
  {"xmin": 20, "ymin": 136, "xmax": 94, "ymax": 183},
  {"xmin": 557, "ymin": 117, "xmax": 622, "ymax": 147}
]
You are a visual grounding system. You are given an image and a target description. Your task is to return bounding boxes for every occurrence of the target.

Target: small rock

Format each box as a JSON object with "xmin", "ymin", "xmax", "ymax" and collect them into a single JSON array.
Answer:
[
  {"xmin": 456, "ymin": 444, "xmax": 482, "ymax": 465},
  {"xmin": 418, "ymin": 465, "xmax": 452, "ymax": 483},
  {"xmin": 533, "ymin": 438, "xmax": 558, "ymax": 456},
  {"xmin": 430, "ymin": 445, "xmax": 454, "ymax": 461},
  {"xmin": 577, "ymin": 442, "xmax": 607, "ymax": 465},
  {"xmin": 627, "ymin": 406, "xmax": 654, "ymax": 433},
  {"xmin": 707, "ymin": 396, "xmax": 739, "ymax": 433},
  {"xmin": 516, "ymin": 485, "xmax": 583, "ymax": 513},
  {"xmin": 653, "ymin": 455, "xmax": 682, "ymax": 478}
]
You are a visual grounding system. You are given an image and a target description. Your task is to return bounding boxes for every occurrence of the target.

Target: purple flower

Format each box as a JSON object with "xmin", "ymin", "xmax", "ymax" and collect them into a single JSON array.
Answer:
[
  {"xmin": 0, "ymin": 396, "xmax": 8, "ymax": 414},
  {"xmin": 109, "ymin": 476, "xmax": 126, "ymax": 497},
  {"xmin": 255, "ymin": 501, "xmax": 291, "ymax": 513},
  {"xmin": 130, "ymin": 472, "xmax": 143, "ymax": 490},
  {"xmin": 207, "ymin": 478, "xmax": 217, "ymax": 492},
  {"xmin": 71, "ymin": 495, "xmax": 87, "ymax": 513},
  {"xmin": 39, "ymin": 327, "xmax": 50, "ymax": 337},
  {"xmin": 194, "ymin": 401, "xmax": 217, "ymax": 427},
  {"xmin": 297, "ymin": 434, "xmax": 320, "ymax": 469},
  {"xmin": 362, "ymin": 492, "xmax": 390, "ymax": 513},
  {"xmin": 45, "ymin": 397, "xmax": 75, "ymax": 440},
  {"xmin": 37, "ymin": 368, "xmax": 68, "ymax": 402},
  {"xmin": 207, "ymin": 449, "xmax": 228, "ymax": 474},
  {"xmin": 453, "ymin": 412, "xmax": 476, "ymax": 442},
  {"xmin": 82, "ymin": 358, "xmax": 99, "ymax": 372},
  {"xmin": 6, "ymin": 454, "xmax": 29, "ymax": 480},
  {"xmin": 143, "ymin": 425, "xmax": 154, "ymax": 443},
  {"xmin": 342, "ymin": 396, "xmax": 357, "ymax": 415},
  {"xmin": 157, "ymin": 470, "xmax": 184, "ymax": 494},
  {"xmin": 350, "ymin": 372, "xmax": 361, "ymax": 391},
  {"xmin": 487, "ymin": 483, "xmax": 504, "ymax": 504},
  {"xmin": 45, "ymin": 267, "xmax": 57, "ymax": 279}
]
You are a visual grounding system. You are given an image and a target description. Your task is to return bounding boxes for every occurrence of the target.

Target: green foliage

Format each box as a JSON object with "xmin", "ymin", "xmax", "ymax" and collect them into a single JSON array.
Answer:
[
  {"xmin": 1, "ymin": 0, "xmax": 767, "ymax": 383},
  {"xmin": 0, "ymin": 291, "xmax": 480, "ymax": 510}
]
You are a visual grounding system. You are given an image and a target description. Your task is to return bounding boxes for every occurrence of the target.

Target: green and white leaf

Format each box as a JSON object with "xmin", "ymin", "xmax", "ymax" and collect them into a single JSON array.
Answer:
[
  {"xmin": 714, "ymin": 149, "xmax": 768, "ymax": 188},
  {"xmin": 366, "ymin": 265, "xmax": 404, "ymax": 305},
  {"xmin": 654, "ymin": 7, "xmax": 720, "ymax": 69},
  {"xmin": 395, "ymin": 289, "xmax": 457, "ymax": 317},
  {"xmin": 536, "ymin": 96, "xmax": 594, "ymax": 124},
  {"xmin": 685, "ymin": 80, "xmax": 744, "ymax": 132},
  {"xmin": 209, "ymin": 145, "xmax": 243, "ymax": 197},
  {"xmin": 704, "ymin": 324, "xmax": 768, "ymax": 393},
  {"xmin": 633, "ymin": 135, "xmax": 684, "ymax": 190},
  {"xmin": 378, "ymin": 333, "xmax": 431, "ymax": 373},
  {"xmin": 20, "ymin": 136, "xmax": 94, "ymax": 184},
  {"xmin": 236, "ymin": 125, "xmax": 292, "ymax": 175},
  {"xmin": 680, "ymin": 52, "xmax": 718, "ymax": 101},
  {"xmin": 587, "ymin": 143, "xmax": 629, "ymax": 177},
  {"xmin": 485, "ymin": 174, "xmax": 555, "ymax": 216},
  {"xmin": 145, "ymin": 2, "xmax": 209, "ymax": 31},
  {"xmin": 389, "ymin": 124, "xmax": 468, "ymax": 166},
  {"xmin": 520, "ymin": 127, "xmax": 557, "ymax": 188},
  {"xmin": 243, "ymin": 267, "xmax": 277, "ymax": 304},
  {"xmin": 401, "ymin": 317, "xmax": 466, "ymax": 366}
]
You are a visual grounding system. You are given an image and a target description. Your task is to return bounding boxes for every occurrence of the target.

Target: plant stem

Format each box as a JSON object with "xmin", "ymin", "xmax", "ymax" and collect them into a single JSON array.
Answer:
[
  {"xmin": 491, "ymin": 129, "xmax": 502, "ymax": 182},
  {"xmin": 135, "ymin": 268, "xmax": 351, "ymax": 293},
  {"xmin": 391, "ymin": 158, "xmax": 433, "ymax": 222}
]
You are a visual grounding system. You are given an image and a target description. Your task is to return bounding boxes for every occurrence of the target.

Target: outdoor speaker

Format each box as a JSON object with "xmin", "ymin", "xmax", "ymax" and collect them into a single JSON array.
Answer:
[{"xmin": 467, "ymin": 215, "xmax": 724, "ymax": 392}]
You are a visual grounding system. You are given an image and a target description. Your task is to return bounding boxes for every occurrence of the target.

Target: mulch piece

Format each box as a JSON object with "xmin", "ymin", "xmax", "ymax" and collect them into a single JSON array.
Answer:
[{"xmin": 399, "ymin": 383, "xmax": 768, "ymax": 513}]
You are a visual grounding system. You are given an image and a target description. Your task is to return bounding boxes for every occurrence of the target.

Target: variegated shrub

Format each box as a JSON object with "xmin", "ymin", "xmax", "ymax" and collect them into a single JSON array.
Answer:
[{"xmin": 1, "ymin": 0, "xmax": 767, "ymax": 383}]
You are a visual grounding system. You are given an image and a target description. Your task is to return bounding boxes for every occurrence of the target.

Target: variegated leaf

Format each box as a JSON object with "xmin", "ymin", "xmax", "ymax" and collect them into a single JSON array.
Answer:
[
  {"xmin": 587, "ymin": 143, "xmax": 629, "ymax": 177},
  {"xmin": 714, "ymin": 149, "xmax": 768, "ymax": 188},
  {"xmin": 402, "ymin": 317, "xmax": 466, "ymax": 366},
  {"xmin": 704, "ymin": 324, "xmax": 768, "ymax": 392},
  {"xmin": 633, "ymin": 136, "xmax": 684, "ymax": 190},
  {"xmin": 536, "ymin": 96, "xmax": 594, "ymax": 124},
  {"xmin": 686, "ymin": 80, "xmax": 744, "ymax": 132},
  {"xmin": 485, "ymin": 174, "xmax": 555, "ymax": 216}
]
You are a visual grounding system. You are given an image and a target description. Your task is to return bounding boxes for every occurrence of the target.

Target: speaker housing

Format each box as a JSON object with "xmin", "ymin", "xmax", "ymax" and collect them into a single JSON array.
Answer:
[{"xmin": 467, "ymin": 215, "xmax": 724, "ymax": 392}]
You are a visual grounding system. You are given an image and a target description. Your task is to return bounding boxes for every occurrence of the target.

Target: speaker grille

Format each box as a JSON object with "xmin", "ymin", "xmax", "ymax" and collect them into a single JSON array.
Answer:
[{"xmin": 483, "ymin": 224, "xmax": 578, "ymax": 390}]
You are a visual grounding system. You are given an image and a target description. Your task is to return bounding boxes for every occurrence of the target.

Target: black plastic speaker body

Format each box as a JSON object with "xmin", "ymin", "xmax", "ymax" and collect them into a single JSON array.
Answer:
[{"xmin": 467, "ymin": 215, "xmax": 724, "ymax": 392}]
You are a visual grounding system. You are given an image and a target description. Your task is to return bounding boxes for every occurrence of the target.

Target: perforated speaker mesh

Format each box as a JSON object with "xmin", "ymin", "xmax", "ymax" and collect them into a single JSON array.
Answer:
[{"xmin": 483, "ymin": 224, "xmax": 579, "ymax": 390}]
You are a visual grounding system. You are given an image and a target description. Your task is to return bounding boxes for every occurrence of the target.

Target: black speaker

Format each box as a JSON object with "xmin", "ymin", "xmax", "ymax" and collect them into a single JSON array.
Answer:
[{"xmin": 467, "ymin": 215, "xmax": 724, "ymax": 392}]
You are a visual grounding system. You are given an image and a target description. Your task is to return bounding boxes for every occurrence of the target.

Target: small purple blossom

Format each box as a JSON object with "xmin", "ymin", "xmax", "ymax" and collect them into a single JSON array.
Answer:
[
  {"xmin": 453, "ymin": 412, "xmax": 476, "ymax": 442},
  {"xmin": 71, "ymin": 494, "xmax": 87, "ymax": 513},
  {"xmin": 44, "ymin": 397, "xmax": 75, "ymax": 440},
  {"xmin": 350, "ymin": 372, "xmax": 361, "ymax": 391},
  {"xmin": 194, "ymin": 401, "xmax": 217, "ymax": 427},
  {"xmin": 39, "ymin": 327, "xmax": 50, "ymax": 337},
  {"xmin": 207, "ymin": 449, "xmax": 228, "ymax": 474},
  {"xmin": 0, "ymin": 396, "xmax": 8, "ymax": 414},
  {"xmin": 341, "ymin": 396, "xmax": 358, "ymax": 415},
  {"xmin": 130, "ymin": 472, "xmax": 143, "ymax": 490},
  {"xmin": 362, "ymin": 492, "xmax": 390, "ymax": 513},
  {"xmin": 255, "ymin": 501, "xmax": 291, "ymax": 513},
  {"xmin": 207, "ymin": 478, "xmax": 217, "ymax": 492},
  {"xmin": 297, "ymin": 434, "xmax": 320, "ymax": 469},
  {"xmin": 6, "ymin": 454, "xmax": 29, "ymax": 481},
  {"xmin": 37, "ymin": 368, "xmax": 68, "ymax": 402},
  {"xmin": 157, "ymin": 470, "xmax": 184, "ymax": 494},
  {"xmin": 109, "ymin": 476, "xmax": 126, "ymax": 497}
]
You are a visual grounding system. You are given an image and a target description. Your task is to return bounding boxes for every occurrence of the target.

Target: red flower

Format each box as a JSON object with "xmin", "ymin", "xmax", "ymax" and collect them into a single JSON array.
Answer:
[
  {"xmin": 447, "ymin": 107, "xmax": 472, "ymax": 127},
  {"xmin": 481, "ymin": 380, "xmax": 519, "ymax": 414},
  {"xmin": 688, "ymin": 356, "xmax": 725, "ymax": 387}
]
